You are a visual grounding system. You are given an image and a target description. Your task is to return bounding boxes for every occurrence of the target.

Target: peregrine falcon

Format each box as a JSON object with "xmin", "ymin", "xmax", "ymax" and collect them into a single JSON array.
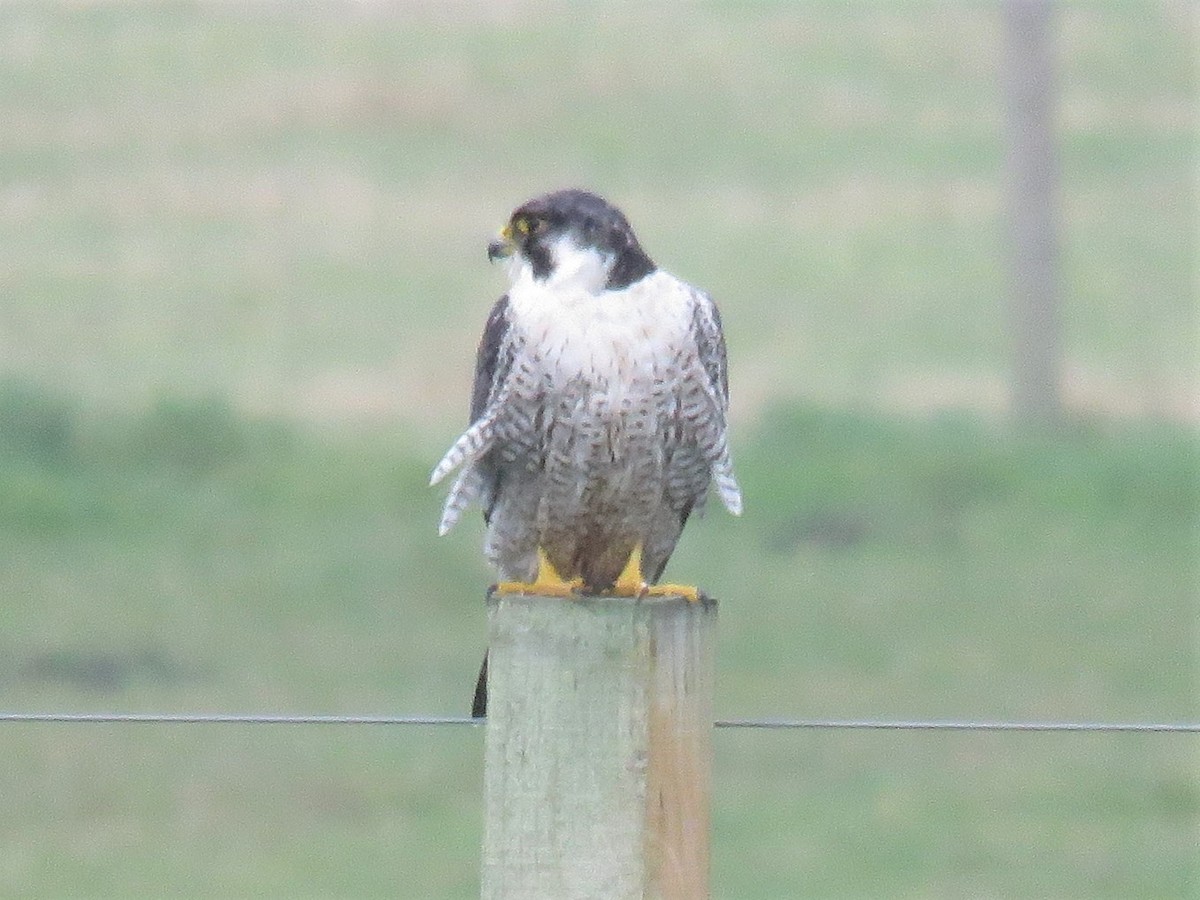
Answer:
[{"xmin": 431, "ymin": 189, "xmax": 742, "ymax": 711}]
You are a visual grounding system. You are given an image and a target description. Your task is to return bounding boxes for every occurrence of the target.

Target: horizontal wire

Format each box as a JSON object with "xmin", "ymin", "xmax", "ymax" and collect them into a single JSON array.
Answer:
[
  {"xmin": 713, "ymin": 718, "xmax": 1200, "ymax": 733},
  {"xmin": 0, "ymin": 712, "xmax": 1197, "ymax": 732},
  {"xmin": 0, "ymin": 713, "xmax": 476, "ymax": 726}
]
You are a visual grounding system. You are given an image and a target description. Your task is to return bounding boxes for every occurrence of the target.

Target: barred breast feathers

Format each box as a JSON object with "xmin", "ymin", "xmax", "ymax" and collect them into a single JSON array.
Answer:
[{"xmin": 431, "ymin": 269, "xmax": 743, "ymax": 534}]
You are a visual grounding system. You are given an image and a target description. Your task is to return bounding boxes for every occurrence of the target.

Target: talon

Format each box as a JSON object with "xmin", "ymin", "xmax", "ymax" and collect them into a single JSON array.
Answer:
[
  {"xmin": 644, "ymin": 582, "xmax": 702, "ymax": 603},
  {"xmin": 491, "ymin": 548, "xmax": 582, "ymax": 598},
  {"xmin": 606, "ymin": 543, "xmax": 703, "ymax": 601},
  {"xmin": 610, "ymin": 543, "xmax": 648, "ymax": 597}
]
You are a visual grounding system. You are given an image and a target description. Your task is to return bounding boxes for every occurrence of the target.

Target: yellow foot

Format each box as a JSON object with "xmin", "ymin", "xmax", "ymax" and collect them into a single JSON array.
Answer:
[
  {"xmin": 491, "ymin": 548, "xmax": 583, "ymax": 598},
  {"xmin": 609, "ymin": 543, "xmax": 648, "ymax": 596},
  {"xmin": 644, "ymin": 582, "xmax": 702, "ymax": 603},
  {"xmin": 608, "ymin": 544, "xmax": 702, "ymax": 602}
]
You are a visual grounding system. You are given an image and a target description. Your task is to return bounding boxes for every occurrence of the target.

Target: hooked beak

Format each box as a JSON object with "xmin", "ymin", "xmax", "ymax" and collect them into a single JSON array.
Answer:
[{"xmin": 487, "ymin": 224, "xmax": 515, "ymax": 263}]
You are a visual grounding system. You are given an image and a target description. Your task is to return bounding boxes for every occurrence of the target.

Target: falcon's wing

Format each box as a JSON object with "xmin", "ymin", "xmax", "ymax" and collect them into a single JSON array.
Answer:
[
  {"xmin": 692, "ymin": 292, "xmax": 731, "ymax": 408},
  {"xmin": 642, "ymin": 286, "xmax": 741, "ymax": 583},
  {"xmin": 470, "ymin": 295, "xmax": 512, "ymax": 424},
  {"xmin": 689, "ymin": 290, "xmax": 742, "ymax": 516},
  {"xmin": 431, "ymin": 295, "xmax": 514, "ymax": 534}
]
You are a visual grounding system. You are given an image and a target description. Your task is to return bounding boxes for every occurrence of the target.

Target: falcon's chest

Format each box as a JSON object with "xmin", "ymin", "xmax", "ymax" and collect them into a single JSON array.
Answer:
[{"xmin": 506, "ymin": 270, "xmax": 695, "ymax": 389}]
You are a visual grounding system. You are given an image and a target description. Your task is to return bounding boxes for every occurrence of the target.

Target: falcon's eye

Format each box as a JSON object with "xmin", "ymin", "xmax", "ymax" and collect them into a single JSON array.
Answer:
[{"xmin": 513, "ymin": 216, "xmax": 547, "ymax": 237}]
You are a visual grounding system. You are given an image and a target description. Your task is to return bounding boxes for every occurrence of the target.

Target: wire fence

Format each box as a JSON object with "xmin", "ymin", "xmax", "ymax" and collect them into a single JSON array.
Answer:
[{"xmin": 1, "ymin": 712, "xmax": 1197, "ymax": 732}]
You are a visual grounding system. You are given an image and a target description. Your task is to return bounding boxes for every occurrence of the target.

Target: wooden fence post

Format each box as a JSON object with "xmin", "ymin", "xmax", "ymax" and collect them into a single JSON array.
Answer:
[{"xmin": 481, "ymin": 592, "xmax": 716, "ymax": 900}]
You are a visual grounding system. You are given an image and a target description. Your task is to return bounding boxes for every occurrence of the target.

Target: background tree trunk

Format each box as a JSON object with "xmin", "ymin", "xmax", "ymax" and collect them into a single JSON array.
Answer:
[{"xmin": 1003, "ymin": 0, "xmax": 1062, "ymax": 425}]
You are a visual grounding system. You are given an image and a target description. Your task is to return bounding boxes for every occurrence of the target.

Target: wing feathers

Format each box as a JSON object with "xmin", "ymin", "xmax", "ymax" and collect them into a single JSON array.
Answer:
[
  {"xmin": 712, "ymin": 459, "xmax": 743, "ymax": 516},
  {"xmin": 470, "ymin": 295, "xmax": 512, "ymax": 423},
  {"xmin": 438, "ymin": 464, "xmax": 485, "ymax": 536},
  {"xmin": 429, "ymin": 411, "xmax": 498, "ymax": 487},
  {"xmin": 432, "ymin": 295, "xmax": 513, "ymax": 533},
  {"xmin": 687, "ymin": 288, "xmax": 742, "ymax": 516}
]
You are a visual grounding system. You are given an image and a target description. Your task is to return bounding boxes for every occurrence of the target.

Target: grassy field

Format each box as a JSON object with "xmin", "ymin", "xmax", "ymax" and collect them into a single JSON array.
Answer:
[
  {"xmin": 0, "ymin": 3, "xmax": 1195, "ymax": 897},
  {"xmin": 1, "ymin": 391, "xmax": 1195, "ymax": 896},
  {"xmin": 0, "ymin": 3, "xmax": 1193, "ymax": 421}
]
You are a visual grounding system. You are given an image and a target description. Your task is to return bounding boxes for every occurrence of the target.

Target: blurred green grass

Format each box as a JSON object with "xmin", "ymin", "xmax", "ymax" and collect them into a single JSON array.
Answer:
[
  {"xmin": 0, "ymin": 2, "xmax": 1195, "ymax": 897},
  {"xmin": 0, "ymin": 3, "xmax": 1193, "ymax": 418},
  {"xmin": 1, "ymin": 384, "xmax": 1195, "ymax": 896}
]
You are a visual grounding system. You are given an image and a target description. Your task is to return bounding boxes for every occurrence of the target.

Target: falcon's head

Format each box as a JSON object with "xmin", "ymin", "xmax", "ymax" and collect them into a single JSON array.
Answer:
[{"xmin": 487, "ymin": 189, "xmax": 656, "ymax": 292}]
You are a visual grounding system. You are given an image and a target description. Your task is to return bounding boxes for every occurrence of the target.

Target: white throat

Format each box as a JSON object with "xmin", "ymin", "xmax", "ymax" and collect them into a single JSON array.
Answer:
[
  {"xmin": 508, "ymin": 234, "xmax": 612, "ymax": 295},
  {"xmin": 505, "ymin": 266, "xmax": 695, "ymax": 388}
]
